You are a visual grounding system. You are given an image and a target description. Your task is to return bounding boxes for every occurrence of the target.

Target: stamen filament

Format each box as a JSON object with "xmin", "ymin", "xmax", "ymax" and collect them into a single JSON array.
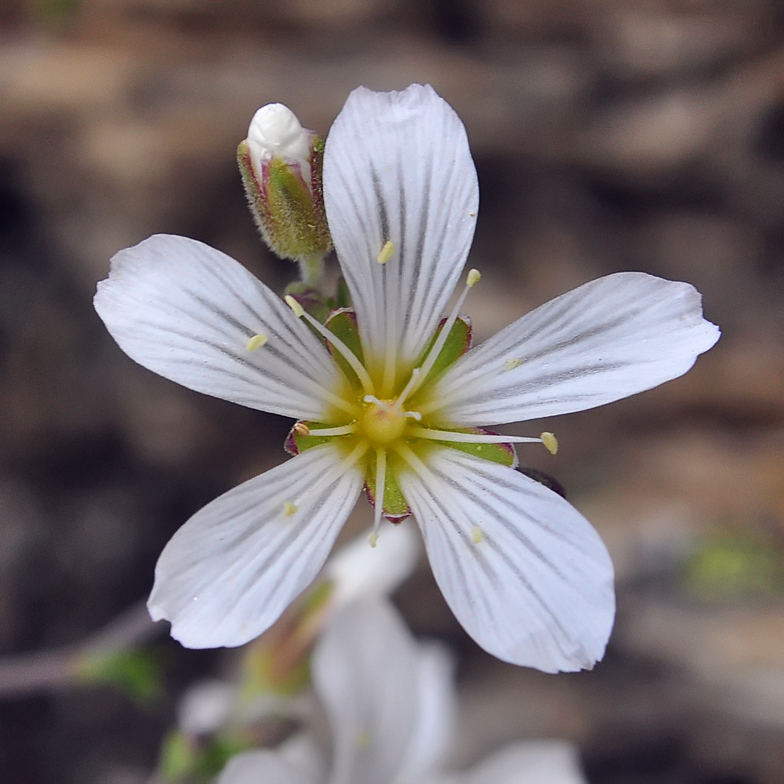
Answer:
[
  {"xmin": 307, "ymin": 424, "xmax": 357, "ymax": 437},
  {"xmin": 405, "ymin": 269, "xmax": 479, "ymax": 399},
  {"xmin": 312, "ymin": 387, "xmax": 361, "ymax": 419},
  {"xmin": 372, "ymin": 448, "xmax": 387, "ymax": 547},
  {"xmin": 407, "ymin": 426, "xmax": 542, "ymax": 444},
  {"xmin": 415, "ymin": 354, "xmax": 518, "ymax": 418},
  {"xmin": 393, "ymin": 441, "xmax": 430, "ymax": 478},
  {"xmin": 287, "ymin": 297, "xmax": 375, "ymax": 395},
  {"xmin": 392, "ymin": 368, "xmax": 421, "ymax": 412}
]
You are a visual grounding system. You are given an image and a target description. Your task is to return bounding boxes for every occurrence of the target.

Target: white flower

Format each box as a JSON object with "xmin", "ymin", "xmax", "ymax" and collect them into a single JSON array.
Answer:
[
  {"xmin": 93, "ymin": 84, "xmax": 719, "ymax": 672},
  {"xmin": 217, "ymin": 597, "xmax": 588, "ymax": 784}
]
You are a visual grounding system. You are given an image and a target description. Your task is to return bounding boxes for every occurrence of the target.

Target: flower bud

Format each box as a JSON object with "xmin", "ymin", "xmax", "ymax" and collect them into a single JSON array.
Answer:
[{"xmin": 238, "ymin": 103, "xmax": 332, "ymax": 267}]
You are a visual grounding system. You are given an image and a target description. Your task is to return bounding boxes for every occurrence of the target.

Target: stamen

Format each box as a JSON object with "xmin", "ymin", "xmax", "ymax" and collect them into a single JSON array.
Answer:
[
  {"xmin": 363, "ymin": 394, "xmax": 391, "ymax": 412},
  {"xmin": 246, "ymin": 334, "xmax": 268, "ymax": 351},
  {"xmin": 307, "ymin": 424, "xmax": 357, "ymax": 437},
  {"xmin": 372, "ymin": 448, "xmax": 387, "ymax": 545},
  {"xmin": 504, "ymin": 357, "xmax": 521, "ymax": 371},
  {"xmin": 377, "ymin": 240, "xmax": 395, "ymax": 264},
  {"xmin": 288, "ymin": 297, "xmax": 375, "ymax": 395},
  {"xmin": 408, "ymin": 426, "xmax": 541, "ymax": 444},
  {"xmin": 284, "ymin": 294, "xmax": 305, "ymax": 318},
  {"xmin": 540, "ymin": 432, "xmax": 558, "ymax": 455},
  {"xmin": 368, "ymin": 532, "xmax": 379, "ymax": 548},
  {"xmin": 471, "ymin": 526, "xmax": 484, "ymax": 544},
  {"xmin": 392, "ymin": 368, "xmax": 421, "ymax": 411},
  {"xmin": 283, "ymin": 501, "xmax": 298, "ymax": 516},
  {"xmin": 405, "ymin": 268, "xmax": 480, "ymax": 399},
  {"xmin": 293, "ymin": 422, "xmax": 310, "ymax": 436}
]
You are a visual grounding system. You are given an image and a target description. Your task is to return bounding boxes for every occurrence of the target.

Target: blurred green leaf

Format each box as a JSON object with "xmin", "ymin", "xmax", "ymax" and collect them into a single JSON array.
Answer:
[
  {"xmin": 72, "ymin": 647, "xmax": 162, "ymax": 704},
  {"xmin": 159, "ymin": 729, "xmax": 250, "ymax": 783},
  {"xmin": 32, "ymin": 0, "xmax": 81, "ymax": 25},
  {"xmin": 684, "ymin": 528, "xmax": 784, "ymax": 600}
]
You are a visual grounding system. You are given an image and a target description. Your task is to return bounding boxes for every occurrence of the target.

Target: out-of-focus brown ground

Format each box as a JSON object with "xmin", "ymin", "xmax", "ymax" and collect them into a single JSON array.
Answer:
[{"xmin": 1, "ymin": 1, "xmax": 783, "ymax": 782}]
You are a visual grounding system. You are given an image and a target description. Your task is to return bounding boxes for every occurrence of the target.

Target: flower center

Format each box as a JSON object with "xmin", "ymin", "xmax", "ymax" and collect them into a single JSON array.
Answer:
[{"xmin": 359, "ymin": 398, "xmax": 408, "ymax": 445}]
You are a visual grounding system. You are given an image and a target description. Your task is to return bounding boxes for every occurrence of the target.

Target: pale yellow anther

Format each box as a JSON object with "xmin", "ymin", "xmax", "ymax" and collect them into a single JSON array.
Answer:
[
  {"xmin": 471, "ymin": 526, "xmax": 484, "ymax": 544},
  {"xmin": 293, "ymin": 422, "xmax": 310, "ymax": 437},
  {"xmin": 466, "ymin": 268, "xmax": 481, "ymax": 287},
  {"xmin": 377, "ymin": 240, "xmax": 395, "ymax": 264},
  {"xmin": 504, "ymin": 357, "xmax": 521, "ymax": 371},
  {"xmin": 355, "ymin": 729, "xmax": 371, "ymax": 749},
  {"xmin": 368, "ymin": 531, "xmax": 379, "ymax": 548},
  {"xmin": 284, "ymin": 295, "xmax": 304, "ymax": 318},
  {"xmin": 469, "ymin": 210, "xmax": 477, "ymax": 217},
  {"xmin": 540, "ymin": 432, "xmax": 558, "ymax": 455},
  {"xmin": 246, "ymin": 334, "xmax": 268, "ymax": 351},
  {"xmin": 283, "ymin": 501, "xmax": 298, "ymax": 516}
]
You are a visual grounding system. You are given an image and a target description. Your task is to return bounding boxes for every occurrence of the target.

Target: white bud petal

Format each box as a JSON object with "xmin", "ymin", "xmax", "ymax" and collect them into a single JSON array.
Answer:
[{"xmin": 247, "ymin": 103, "xmax": 311, "ymax": 178}]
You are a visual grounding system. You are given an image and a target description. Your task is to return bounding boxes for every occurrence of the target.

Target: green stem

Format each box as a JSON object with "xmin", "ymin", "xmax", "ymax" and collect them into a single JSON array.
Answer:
[{"xmin": 298, "ymin": 253, "xmax": 325, "ymax": 289}]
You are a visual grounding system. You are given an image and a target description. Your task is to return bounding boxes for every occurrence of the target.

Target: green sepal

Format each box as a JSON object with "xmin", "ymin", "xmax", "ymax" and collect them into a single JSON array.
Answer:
[
  {"xmin": 434, "ymin": 428, "xmax": 516, "ymax": 467},
  {"xmin": 334, "ymin": 276, "xmax": 352, "ymax": 309},
  {"xmin": 364, "ymin": 451, "xmax": 411, "ymax": 522},
  {"xmin": 285, "ymin": 421, "xmax": 338, "ymax": 455},
  {"xmin": 324, "ymin": 308, "xmax": 365, "ymax": 388},
  {"xmin": 413, "ymin": 315, "xmax": 472, "ymax": 393},
  {"xmin": 237, "ymin": 137, "xmax": 331, "ymax": 262}
]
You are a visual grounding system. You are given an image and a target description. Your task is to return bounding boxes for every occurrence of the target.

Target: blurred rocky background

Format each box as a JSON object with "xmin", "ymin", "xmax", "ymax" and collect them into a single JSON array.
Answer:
[{"xmin": 1, "ymin": 0, "xmax": 783, "ymax": 782}]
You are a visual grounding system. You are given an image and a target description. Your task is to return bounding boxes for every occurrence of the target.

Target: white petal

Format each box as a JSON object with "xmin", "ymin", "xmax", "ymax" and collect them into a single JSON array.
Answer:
[
  {"xmin": 392, "ymin": 642, "xmax": 456, "ymax": 784},
  {"xmin": 217, "ymin": 750, "xmax": 310, "ymax": 784},
  {"xmin": 324, "ymin": 85, "xmax": 479, "ymax": 370},
  {"xmin": 462, "ymin": 741, "xmax": 587, "ymax": 784},
  {"xmin": 148, "ymin": 444, "xmax": 363, "ymax": 648},
  {"xmin": 218, "ymin": 735, "xmax": 325, "ymax": 784},
  {"xmin": 94, "ymin": 234, "xmax": 341, "ymax": 421},
  {"xmin": 398, "ymin": 448, "xmax": 615, "ymax": 673},
  {"xmin": 312, "ymin": 599, "xmax": 421, "ymax": 784},
  {"xmin": 325, "ymin": 522, "xmax": 420, "ymax": 609},
  {"xmin": 432, "ymin": 272, "xmax": 720, "ymax": 426}
]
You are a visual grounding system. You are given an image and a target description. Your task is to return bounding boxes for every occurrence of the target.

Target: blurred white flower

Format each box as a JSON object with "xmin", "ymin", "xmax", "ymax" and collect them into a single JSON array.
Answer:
[
  {"xmin": 324, "ymin": 521, "xmax": 419, "ymax": 611},
  {"xmin": 177, "ymin": 679, "xmax": 238, "ymax": 737},
  {"xmin": 218, "ymin": 598, "xmax": 588, "ymax": 784},
  {"xmin": 94, "ymin": 83, "xmax": 719, "ymax": 672},
  {"xmin": 174, "ymin": 524, "xmax": 419, "ymax": 736}
]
